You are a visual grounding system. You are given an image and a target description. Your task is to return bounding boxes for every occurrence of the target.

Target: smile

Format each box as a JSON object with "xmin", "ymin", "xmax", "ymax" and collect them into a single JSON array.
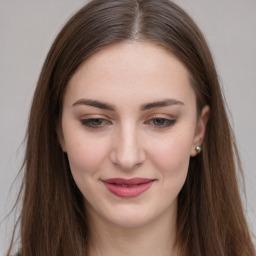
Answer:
[{"xmin": 102, "ymin": 178, "xmax": 155, "ymax": 198}]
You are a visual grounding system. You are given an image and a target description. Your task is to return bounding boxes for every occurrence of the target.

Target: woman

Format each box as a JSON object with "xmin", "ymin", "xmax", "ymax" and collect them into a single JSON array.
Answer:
[{"xmin": 7, "ymin": 0, "xmax": 255, "ymax": 255}]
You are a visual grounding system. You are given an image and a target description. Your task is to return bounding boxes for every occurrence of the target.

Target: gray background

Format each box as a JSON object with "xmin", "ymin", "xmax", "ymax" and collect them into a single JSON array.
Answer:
[{"xmin": 0, "ymin": 0, "xmax": 255, "ymax": 254}]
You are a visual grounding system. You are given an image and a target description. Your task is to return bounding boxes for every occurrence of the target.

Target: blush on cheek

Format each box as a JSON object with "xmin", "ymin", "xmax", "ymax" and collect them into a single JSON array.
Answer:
[
  {"xmin": 66, "ymin": 139, "xmax": 109, "ymax": 177},
  {"xmin": 151, "ymin": 138, "xmax": 191, "ymax": 180}
]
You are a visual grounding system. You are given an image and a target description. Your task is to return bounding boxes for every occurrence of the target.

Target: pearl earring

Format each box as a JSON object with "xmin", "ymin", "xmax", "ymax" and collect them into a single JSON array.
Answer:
[{"xmin": 195, "ymin": 146, "xmax": 202, "ymax": 154}]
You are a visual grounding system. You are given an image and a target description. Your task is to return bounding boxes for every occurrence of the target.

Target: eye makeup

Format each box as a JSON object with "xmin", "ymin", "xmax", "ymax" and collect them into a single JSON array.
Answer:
[{"xmin": 81, "ymin": 118, "xmax": 112, "ymax": 129}]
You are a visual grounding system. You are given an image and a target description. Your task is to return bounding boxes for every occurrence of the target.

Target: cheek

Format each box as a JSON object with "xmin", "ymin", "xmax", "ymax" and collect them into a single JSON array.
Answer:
[
  {"xmin": 148, "ymin": 129, "xmax": 194, "ymax": 180},
  {"xmin": 62, "ymin": 124, "xmax": 110, "ymax": 177},
  {"xmin": 64, "ymin": 135, "xmax": 111, "ymax": 198},
  {"xmin": 69, "ymin": 141, "xmax": 108, "ymax": 174},
  {"xmin": 149, "ymin": 136, "xmax": 192, "ymax": 202}
]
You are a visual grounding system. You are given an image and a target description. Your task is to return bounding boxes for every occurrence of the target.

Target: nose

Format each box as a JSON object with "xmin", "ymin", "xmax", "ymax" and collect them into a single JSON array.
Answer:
[{"xmin": 110, "ymin": 124, "xmax": 146, "ymax": 171}]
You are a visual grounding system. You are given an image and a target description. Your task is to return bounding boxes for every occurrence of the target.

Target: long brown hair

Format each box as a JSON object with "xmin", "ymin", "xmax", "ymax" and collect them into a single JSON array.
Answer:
[{"xmin": 7, "ymin": 0, "xmax": 255, "ymax": 255}]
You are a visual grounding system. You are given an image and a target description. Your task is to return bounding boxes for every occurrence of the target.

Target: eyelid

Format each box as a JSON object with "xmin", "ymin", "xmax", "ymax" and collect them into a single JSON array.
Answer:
[
  {"xmin": 144, "ymin": 114, "xmax": 177, "ymax": 129},
  {"xmin": 146, "ymin": 118, "xmax": 176, "ymax": 125},
  {"xmin": 146, "ymin": 113, "xmax": 176, "ymax": 119},
  {"xmin": 79, "ymin": 113, "xmax": 177, "ymax": 130},
  {"xmin": 145, "ymin": 113, "xmax": 177, "ymax": 122},
  {"xmin": 80, "ymin": 117, "xmax": 112, "ymax": 129}
]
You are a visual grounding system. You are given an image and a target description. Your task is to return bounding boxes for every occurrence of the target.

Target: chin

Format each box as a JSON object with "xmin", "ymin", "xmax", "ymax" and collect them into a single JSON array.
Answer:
[
  {"xmin": 108, "ymin": 212, "xmax": 154, "ymax": 228},
  {"xmin": 104, "ymin": 202, "xmax": 172, "ymax": 229},
  {"xmin": 89, "ymin": 202, "xmax": 157, "ymax": 229}
]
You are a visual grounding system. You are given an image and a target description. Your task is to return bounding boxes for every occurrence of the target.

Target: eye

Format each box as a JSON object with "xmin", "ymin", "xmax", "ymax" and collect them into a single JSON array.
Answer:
[
  {"xmin": 147, "ymin": 118, "xmax": 176, "ymax": 128},
  {"xmin": 81, "ymin": 118, "xmax": 111, "ymax": 128}
]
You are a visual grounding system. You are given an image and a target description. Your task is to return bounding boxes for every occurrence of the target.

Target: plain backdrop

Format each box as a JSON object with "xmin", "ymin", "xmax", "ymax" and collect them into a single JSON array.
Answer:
[{"xmin": 1, "ymin": 0, "xmax": 256, "ymax": 254}]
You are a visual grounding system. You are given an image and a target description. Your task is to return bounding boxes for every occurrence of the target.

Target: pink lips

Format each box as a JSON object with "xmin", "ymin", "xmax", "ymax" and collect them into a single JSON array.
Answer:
[{"xmin": 102, "ymin": 178, "xmax": 155, "ymax": 198}]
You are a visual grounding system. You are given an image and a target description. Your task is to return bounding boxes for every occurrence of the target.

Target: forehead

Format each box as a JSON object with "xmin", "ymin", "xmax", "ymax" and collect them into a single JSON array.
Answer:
[{"xmin": 64, "ymin": 41, "xmax": 196, "ymax": 108}]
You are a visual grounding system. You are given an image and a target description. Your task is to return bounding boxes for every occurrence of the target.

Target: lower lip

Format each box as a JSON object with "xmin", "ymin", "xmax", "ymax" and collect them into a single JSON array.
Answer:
[{"xmin": 103, "ymin": 181, "xmax": 154, "ymax": 198}]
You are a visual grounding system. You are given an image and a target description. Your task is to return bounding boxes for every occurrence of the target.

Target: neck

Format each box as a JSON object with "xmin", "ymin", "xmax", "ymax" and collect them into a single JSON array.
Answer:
[{"xmin": 86, "ymin": 202, "xmax": 178, "ymax": 256}]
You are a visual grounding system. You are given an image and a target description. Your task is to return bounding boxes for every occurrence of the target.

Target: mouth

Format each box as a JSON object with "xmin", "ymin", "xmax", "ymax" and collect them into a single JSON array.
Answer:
[{"xmin": 102, "ymin": 178, "xmax": 155, "ymax": 198}]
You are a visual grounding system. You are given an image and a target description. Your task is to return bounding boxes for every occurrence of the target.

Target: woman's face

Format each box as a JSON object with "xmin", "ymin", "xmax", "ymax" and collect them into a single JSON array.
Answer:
[{"xmin": 60, "ymin": 42, "xmax": 208, "ymax": 228}]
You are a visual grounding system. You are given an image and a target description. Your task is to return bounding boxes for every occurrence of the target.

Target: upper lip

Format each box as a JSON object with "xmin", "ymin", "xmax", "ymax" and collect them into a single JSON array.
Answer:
[{"xmin": 102, "ymin": 178, "xmax": 155, "ymax": 185}]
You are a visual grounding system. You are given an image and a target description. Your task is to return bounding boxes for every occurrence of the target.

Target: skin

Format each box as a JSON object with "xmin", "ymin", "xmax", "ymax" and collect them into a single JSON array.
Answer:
[{"xmin": 59, "ymin": 41, "xmax": 209, "ymax": 256}]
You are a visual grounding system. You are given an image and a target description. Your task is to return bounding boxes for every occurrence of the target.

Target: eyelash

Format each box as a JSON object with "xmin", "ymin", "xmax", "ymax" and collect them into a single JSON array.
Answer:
[
  {"xmin": 81, "ymin": 118, "xmax": 111, "ymax": 128},
  {"xmin": 80, "ymin": 117, "xmax": 176, "ymax": 130},
  {"xmin": 146, "ymin": 118, "xmax": 176, "ymax": 128}
]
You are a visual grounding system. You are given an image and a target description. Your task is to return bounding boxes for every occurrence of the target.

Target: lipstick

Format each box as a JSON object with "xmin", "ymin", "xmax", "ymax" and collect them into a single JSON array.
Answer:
[{"xmin": 102, "ymin": 178, "xmax": 155, "ymax": 198}]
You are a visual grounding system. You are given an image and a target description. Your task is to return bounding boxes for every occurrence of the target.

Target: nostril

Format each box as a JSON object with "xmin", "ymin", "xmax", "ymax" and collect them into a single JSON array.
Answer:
[{"xmin": 112, "ymin": 160, "xmax": 142, "ymax": 172}]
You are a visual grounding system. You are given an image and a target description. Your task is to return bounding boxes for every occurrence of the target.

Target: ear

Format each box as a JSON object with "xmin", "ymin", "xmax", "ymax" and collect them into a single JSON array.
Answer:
[
  {"xmin": 56, "ymin": 121, "xmax": 67, "ymax": 152},
  {"xmin": 190, "ymin": 105, "xmax": 210, "ymax": 157}
]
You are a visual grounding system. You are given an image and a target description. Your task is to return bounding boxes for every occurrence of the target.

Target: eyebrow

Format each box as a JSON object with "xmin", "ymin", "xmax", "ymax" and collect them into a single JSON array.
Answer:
[
  {"xmin": 140, "ymin": 99, "xmax": 184, "ymax": 111},
  {"xmin": 72, "ymin": 98, "xmax": 184, "ymax": 111},
  {"xmin": 72, "ymin": 99, "xmax": 115, "ymax": 110}
]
